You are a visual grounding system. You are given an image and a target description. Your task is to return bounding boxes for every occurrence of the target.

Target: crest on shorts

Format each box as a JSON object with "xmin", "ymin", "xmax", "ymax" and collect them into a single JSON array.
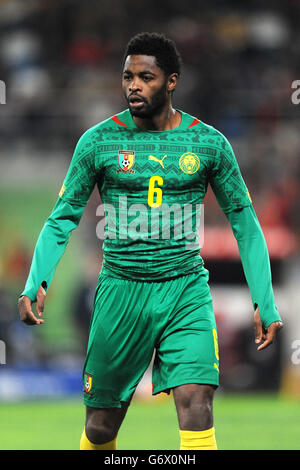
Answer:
[
  {"xmin": 84, "ymin": 373, "xmax": 93, "ymax": 394},
  {"xmin": 117, "ymin": 150, "xmax": 135, "ymax": 173},
  {"xmin": 179, "ymin": 152, "xmax": 200, "ymax": 175}
]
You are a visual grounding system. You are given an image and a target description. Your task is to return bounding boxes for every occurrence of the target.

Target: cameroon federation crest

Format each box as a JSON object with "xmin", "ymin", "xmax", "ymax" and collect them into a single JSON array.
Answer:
[
  {"xmin": 84, "ymin": 373, "xmax": 93, "ymax": 394},
  {"xmin": 179, "ymin": 152, "xmax": 200, "ymax": 174},
  {"xmin": 117, "ymin": 150, "xmax": 135, "ymax": 173}
]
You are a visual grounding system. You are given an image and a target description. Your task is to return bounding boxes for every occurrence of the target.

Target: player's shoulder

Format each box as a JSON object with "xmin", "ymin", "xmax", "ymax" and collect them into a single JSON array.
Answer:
[
  {"xmin": 188, "ymin": 114, "xmax": 234, "ymax": 156},
  {"xmin": 91, "ymin": 109, "xmax": 132, "ymax": 132},
  {"xmin": 77, "ymin": 110, "xmax": 130, "ymax": 143},
  {"xmin": 93, "ymin": 110, "xmax": 130, "ymax": 130},
  {"xmin": 186, "ymin": 113, "xmax": 226, "ymax": 140}
]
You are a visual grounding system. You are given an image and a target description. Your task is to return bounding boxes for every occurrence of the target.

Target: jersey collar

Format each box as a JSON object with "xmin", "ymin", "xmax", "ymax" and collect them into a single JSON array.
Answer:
[{"xmin": 113, "ymin": 109, "xmax": 199, "ymax": 131}]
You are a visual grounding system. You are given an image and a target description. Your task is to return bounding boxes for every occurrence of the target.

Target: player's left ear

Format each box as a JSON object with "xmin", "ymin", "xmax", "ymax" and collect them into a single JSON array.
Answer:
[{"xmin": 167, "ymin": 73, "xmax": 179, "ymax": 94}]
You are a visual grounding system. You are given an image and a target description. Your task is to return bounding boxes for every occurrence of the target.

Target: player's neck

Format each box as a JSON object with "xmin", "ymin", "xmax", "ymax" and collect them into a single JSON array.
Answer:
[{"xmin": 132, "ymin": 106, "xmax": 181, "ymax": 131}]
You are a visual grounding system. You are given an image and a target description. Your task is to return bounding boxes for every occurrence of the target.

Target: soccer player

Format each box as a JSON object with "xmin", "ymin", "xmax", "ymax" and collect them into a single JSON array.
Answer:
[{"xmin": 18, "ymin": 32, "xmax": 283, "ymax": 450}]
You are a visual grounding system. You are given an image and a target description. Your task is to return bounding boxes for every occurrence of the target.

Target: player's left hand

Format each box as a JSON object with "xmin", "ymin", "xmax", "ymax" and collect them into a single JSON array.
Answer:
[{"xmin": 254, "ymin": 307, "xmax": 283, "ymax": 351}]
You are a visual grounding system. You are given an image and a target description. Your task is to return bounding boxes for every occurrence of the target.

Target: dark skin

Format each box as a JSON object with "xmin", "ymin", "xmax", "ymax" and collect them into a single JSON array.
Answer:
[
  {"xmin": 122, "ymin": 54, "xmax": 181, "ymax": 130},
  {"xmin": 254, "ymin": 308, "xmax": 283, "ymax": 351},
  {"xmin": 18, "ymin": 54, "xmax": 283, "ymax": 445}
]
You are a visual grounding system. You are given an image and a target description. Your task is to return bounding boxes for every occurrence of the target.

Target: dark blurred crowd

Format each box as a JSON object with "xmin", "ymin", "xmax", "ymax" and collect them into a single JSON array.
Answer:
[{"xmin": 1, "ymin": 0, "xmax": 299, "ymax": 236}]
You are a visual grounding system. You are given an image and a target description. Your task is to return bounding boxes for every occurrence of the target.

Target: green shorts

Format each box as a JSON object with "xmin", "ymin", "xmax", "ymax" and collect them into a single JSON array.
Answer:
[{"xmin": 83, "ymin": 270, "xmax": 219, "ymax": 408}]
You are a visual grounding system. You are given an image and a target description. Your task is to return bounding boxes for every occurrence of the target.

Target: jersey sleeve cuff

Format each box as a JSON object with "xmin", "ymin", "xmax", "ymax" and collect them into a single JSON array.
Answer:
[{"xmin": 20, "ymin": 288, "xmax": 37, "ymax": 303}]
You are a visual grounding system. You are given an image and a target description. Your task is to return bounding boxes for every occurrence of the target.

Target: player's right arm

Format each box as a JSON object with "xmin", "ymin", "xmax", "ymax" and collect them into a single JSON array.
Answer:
[
  {"xmin": 18, "ymin": 128, "xmax": 98, "ymax": 325},
  {"xmin": 18, "ymin": 284, "xmax": 46, "ymax": 325}
]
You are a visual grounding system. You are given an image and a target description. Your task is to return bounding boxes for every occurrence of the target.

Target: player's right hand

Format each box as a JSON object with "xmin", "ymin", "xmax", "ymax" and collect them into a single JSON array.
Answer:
[{"xmin": 18, "ymin": 285, "xmax": 46, "ymax": 326}]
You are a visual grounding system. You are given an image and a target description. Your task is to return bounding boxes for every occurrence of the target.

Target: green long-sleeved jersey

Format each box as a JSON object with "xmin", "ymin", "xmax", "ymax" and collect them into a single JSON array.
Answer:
[{"xmin": 21, "ymin": 109, "xmax": 281, "ymax": 327}]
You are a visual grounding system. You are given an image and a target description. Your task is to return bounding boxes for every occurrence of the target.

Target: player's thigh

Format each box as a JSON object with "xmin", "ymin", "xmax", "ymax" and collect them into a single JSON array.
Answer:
[
  {"xmin": 83, "ymin": 275, "xmax": 155, "ymax": 408},
  {"xmin": 152, "ymin": 272, "xmax": 219, "ymax": 394}
]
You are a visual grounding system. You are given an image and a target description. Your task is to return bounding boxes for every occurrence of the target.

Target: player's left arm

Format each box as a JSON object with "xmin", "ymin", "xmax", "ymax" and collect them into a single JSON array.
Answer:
[
  {"xmin": 226, "ymin": 205, "xmax": 283, "ymax": 351},
  {"xmin": 253, "ymin": 305, "xmax": 283, "ymax": 351},
  {"xmin": 209, "ymin": 133, "xmax": 283, "ymax": 350}
]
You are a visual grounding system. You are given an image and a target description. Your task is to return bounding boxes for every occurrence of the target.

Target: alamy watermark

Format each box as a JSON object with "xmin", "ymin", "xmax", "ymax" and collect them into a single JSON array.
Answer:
[
  {"xmin": 0, "ymin": 340, "xmax": 6, "ymax": 365},
  {"xmin": 291, "ymin": 339, "xmax": 300, "ymax": 365},
  {"xmin": 291, "ymin": 80, "xmax": 300, "ymax": 105},
  {"xmin": 0, "ymin": 80, "xmax": 6, "ymax": 104},
  {"xmin": 95, "ymin": 197, "xmax": 205, "ymax": 250}
]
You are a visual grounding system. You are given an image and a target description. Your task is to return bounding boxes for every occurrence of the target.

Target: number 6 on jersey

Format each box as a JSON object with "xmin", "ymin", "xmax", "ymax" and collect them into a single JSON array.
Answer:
[{"xmin": 148, "ymin": 175, "xmax": 164, "ymax": 207}]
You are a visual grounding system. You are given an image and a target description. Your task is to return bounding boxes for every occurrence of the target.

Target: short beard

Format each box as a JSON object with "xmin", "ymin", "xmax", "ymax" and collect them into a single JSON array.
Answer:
[{"xmin": 127, "ymin": 81, "xmax": 168, "ymax": 119}]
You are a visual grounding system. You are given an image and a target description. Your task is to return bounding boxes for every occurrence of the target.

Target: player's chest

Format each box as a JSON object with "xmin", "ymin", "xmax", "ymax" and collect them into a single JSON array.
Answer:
[{"xmin": 97, "ymin": 141, "xmax": 210, "ymax": 193}]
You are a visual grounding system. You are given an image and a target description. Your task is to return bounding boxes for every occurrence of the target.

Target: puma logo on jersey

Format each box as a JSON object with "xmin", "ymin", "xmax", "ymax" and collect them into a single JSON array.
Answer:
[{"xmin": 148, "ymin": 155, "xmax": 167, "ymax": 169}]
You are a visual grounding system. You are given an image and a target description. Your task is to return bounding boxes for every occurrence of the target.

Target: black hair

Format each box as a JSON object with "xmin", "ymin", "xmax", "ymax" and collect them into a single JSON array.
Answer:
[{"xmin": 123, "ymin": 32, "xmax": 182, "ymax": 77}]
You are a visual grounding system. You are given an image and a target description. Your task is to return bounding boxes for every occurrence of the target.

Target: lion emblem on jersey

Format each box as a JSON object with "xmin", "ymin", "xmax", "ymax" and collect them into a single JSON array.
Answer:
[
  {"xmin": 179, "ymin": 152, "xmax": 200, "ymax": 175},
  {"xmin": 117, "ymin": 150, "xmax": 135, "ymax": 173}
]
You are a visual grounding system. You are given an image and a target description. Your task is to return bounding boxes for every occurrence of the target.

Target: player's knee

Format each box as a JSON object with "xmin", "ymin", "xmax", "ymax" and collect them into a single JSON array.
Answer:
[
  {"xmin": 182, "ymin": 395, "xmax": 213, "ymax": 419},
  {"xmin": 177, "ymin": 384, "xmax": 214, "ymax": 408},
  {"xmin": 85, "ymin": 419, "xmax": 116, "ymax": 445},
  {"xmin": 174, "ymin": 384, "xmax": 215, "ymax": 427}
]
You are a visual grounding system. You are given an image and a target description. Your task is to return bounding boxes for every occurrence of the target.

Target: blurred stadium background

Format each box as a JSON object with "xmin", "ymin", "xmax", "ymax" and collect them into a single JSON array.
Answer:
[{"xmin": 0, "ymin": 0, "xmax": 300, "ymax": 450}]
